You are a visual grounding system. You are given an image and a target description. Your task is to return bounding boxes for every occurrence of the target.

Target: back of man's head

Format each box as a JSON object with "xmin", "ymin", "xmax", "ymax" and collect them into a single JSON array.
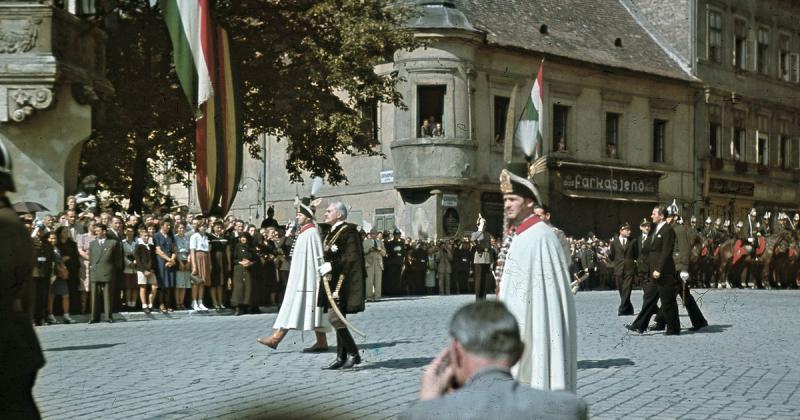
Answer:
[{"xmin": 449, "ymin": 301, "xmax": 523, "ymax": 364}]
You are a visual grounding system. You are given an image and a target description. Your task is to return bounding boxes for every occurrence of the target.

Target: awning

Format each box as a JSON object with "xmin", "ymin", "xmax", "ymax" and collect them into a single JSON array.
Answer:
[{"xmin": 562, "ymin": 191, "xmax": 660, "ymax": 203}]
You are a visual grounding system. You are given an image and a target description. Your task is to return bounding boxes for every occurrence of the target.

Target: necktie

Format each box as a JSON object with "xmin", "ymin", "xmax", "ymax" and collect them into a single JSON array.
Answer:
[{"xmin": 622, "ymin": 238, "xmax": 626, "ymax": 247}]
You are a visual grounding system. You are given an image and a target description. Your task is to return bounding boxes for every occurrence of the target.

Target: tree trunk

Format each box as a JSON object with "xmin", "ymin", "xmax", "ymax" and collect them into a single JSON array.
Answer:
[{"xmin": 128, "ymin": 144, "xmax": 148, "ymax": 214}]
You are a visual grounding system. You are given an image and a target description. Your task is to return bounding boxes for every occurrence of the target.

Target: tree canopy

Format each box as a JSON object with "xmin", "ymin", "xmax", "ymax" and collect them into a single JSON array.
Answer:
[{"xmin": 81, "ymin": 0, "xmax": 419, "ymax": 213}]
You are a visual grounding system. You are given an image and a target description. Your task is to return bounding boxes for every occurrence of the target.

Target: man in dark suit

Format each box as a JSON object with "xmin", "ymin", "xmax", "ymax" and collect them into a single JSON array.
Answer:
[
  {"xmin": 609, "ymin": 222, "xmax": 635, "ymax": 315},
  {"xmin": 399, "ymin": 301, "xmax": 587, "ymax": 420},
  {"xmin": 318, "ymin": 202, "xmax": 366, "ymax": 370},
  {"xmin": 0, "ymin": 141, "xmax": 45, "ymax": 418},
  {"xmin": 451, "ymin": 240, "xmax": 472, "ymax": 294},
  {"xmin": 627, "ymin": 205, "xmax": 681, "ymax": 335},
  {"xmin": 89, "ymin": 223, "xmax": 121, "ymax": 323},
  {"xmin": 383, "ymin": 228, "xmax": 406, "ymax": 295},
  {"xmin": 652, "ymin": 209, "xmax": 708, "ymax": 331}
]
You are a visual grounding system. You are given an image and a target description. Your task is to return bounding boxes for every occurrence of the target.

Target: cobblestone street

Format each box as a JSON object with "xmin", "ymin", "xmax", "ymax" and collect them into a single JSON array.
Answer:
[{"xmin": 34, "ymin": 289, "xmax": 800, "ymax": 419}]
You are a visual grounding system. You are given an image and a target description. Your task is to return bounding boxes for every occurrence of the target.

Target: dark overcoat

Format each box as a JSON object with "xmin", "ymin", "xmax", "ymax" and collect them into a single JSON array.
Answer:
[{"xmin": 319, "ymin": 222, "xmax": 366, "ymax": 314}]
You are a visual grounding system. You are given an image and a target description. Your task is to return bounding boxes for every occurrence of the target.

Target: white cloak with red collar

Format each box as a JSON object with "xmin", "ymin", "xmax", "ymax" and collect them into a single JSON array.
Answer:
[{"xmin": 499, "ymin": 216, "xmax": 577, "ymax": 393}]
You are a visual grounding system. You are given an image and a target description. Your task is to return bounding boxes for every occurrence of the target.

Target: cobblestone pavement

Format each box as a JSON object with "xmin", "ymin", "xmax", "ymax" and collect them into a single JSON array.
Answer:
[{"xmin": 33, "ymin": 289, "xmax": 800, "ymax": 419}]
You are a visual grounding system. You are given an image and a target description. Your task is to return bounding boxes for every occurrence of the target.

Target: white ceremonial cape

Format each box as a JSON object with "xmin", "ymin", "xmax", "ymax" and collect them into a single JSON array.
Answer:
[
  {"xmin": 499, "ymin": 218, "xmax": 577, "ymax": 393},
  {"xmin": 273, "ymin": 224, "xmax": 331, "ymax": 332}
]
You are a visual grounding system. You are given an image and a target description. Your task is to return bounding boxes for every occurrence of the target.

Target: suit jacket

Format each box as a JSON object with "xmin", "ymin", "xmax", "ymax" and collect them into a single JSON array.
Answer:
[
  {"xmin": 672, "ymin": 224, "xmax": 692, "ymax": 272},
  {"xmin": 398, "ymin": 368, "xmax": 588, "ymax": 420},
  {"xmin": 320, "ymin": 222, "xmax": 366, "ymax": 314},
  {"xmin": 89, "ymin": 237, "xmax": 121, "ymax": 283},
  {"xmin": 608, "ymin": 236, "xmax": 635, "ymax": 276},
  {"xmin": 647, "ymin": 223, "xmax": 676, "ymax": 276},
  {"xmin": 363, "ymin": 237, "xmax": 385, "ymax": 268},
  {"xmin": 632, "ymin": 233, "xmax": 651, "ymax": 275}
]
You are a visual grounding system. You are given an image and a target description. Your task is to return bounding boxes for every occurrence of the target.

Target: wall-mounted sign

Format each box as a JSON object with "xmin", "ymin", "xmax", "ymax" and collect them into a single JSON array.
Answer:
[
  {"xmin": 560, "ymin": 167, "xmax": 659, "ymax": 195},
  {"xmin": 443, "ymin": 208, "xmax": 460, "ymax": 236},
  {"xmin": 380, "ymin": 170, "xmax": 394, "ymax": 184},
  {"xmin": 709, "ymin": 178, "xmax": 754, "ymax": 197},
  {"xmin": 441, "ymin": 193, "xmax": 458, "ymax": 208}
]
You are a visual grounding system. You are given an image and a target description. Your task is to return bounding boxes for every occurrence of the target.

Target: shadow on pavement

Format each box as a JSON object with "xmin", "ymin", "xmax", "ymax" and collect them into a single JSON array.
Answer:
[
  {"xmin": 358, "ymin": 357, "xmax": 433, "ymax": 370},
  {"xmin": 578, "ymin": 358, "xmax": 635, "ymax": 369},
  {"xmin": 683, "ymin": 324, "xmax": 732, "ymax": 334},
  {"xmin": 359, "ymin": 340, "xmax": 421, "ymax": 350},
  {"xmin": 45, "ymin": 343, "xmax": 125, "ymax": 352}
]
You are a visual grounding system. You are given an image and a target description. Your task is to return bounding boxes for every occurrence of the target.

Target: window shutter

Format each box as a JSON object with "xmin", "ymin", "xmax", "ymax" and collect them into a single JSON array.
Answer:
[{"xmin": 791, "ymin": 53, "xmax": 800, "ymax": 83}]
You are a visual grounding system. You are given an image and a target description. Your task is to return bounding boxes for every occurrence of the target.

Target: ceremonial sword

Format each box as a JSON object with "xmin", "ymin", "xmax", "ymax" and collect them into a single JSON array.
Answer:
[{"xmin": 318, "ymin": 257, "xmax": 367, "ymax": 339}]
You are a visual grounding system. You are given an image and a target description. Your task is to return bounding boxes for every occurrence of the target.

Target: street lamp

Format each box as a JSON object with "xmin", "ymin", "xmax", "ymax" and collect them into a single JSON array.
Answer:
[{"xmin": 238, "ymin": 176, "xmax": 262, "ymax": 219}]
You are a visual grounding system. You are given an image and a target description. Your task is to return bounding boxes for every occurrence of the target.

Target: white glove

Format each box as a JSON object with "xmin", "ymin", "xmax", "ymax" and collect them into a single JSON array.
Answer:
[
  {"xmin": 317, "ymin": 262, "xmax": 332, "ymax": 277},
  {"xmin": 747, "ymin": 237, "xmax": 754, "ymax": 243},
  {"xmin": 680, "ymin": 271, "xmax": 689, "ymax": 282},
  {"xmin": 332, "ymin": 291, "xmax": 339, "ymax": 300}
]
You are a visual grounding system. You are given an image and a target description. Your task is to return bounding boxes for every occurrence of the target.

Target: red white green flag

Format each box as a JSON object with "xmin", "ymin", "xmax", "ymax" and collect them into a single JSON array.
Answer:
[
  {"xmin": 161, "ymin": 0, "xmax": 214, "ymax": 110},
  {"xmin": 515, "ymin": 61, "xmax": 544, "ymax": 159}
]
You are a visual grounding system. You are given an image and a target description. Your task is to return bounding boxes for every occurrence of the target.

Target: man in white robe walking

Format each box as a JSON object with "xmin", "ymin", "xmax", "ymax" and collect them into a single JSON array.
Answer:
[
  {"xmin": 496, "ymin": 169, "xmax": 578, "ymax": 392},
  {"xmin": 257, "ymin": 197, "xmax": 330, "ymax": 351}
]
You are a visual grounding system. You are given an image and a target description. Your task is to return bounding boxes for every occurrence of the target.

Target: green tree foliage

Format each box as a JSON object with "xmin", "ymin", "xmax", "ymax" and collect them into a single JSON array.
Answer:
[{"xmin": 81, "ymin": 0, "xmax": 419, "ymax": 213}]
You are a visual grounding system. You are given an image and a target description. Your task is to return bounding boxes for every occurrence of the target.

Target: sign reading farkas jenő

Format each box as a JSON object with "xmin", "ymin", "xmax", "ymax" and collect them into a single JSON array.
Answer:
[{"xmin": 561, "ymin": 169, "xmax": 658, "ymax": 195}]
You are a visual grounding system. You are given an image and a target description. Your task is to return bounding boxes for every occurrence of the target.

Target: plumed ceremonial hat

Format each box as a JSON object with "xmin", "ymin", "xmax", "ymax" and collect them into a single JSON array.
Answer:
[
  {"xmin": 294, "ymin": 196, "xmax": 321, "ymax": 219},
  {"xmin": 499, "ymin": 169, "xmax": 541, "ymax": 204}
]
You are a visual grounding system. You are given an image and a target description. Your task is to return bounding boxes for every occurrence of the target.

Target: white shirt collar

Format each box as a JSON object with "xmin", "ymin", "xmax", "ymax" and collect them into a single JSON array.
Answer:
[
  {"xmin": 655, "ymin": 221, "xmax": 666, "ymax": 235},
  {"xmin": 332, "ymin": 220, "xmax": 344, "ymax": 229}
]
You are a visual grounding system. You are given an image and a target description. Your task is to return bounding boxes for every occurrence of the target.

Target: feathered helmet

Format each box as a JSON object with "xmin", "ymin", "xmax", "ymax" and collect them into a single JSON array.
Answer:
[
  {"xmin": 714, "ymin": 218, "xmax": 722, "ymax": 226},
  {"xmin": 294, "ymin": 177, "xmax": 324, "ymax": 219},
  {"xmin": 762, "ymin": 211, "xmax": 771, "ymax": 219},
  {"xmin": 749, "ymin": 208, "xmax": 757, "ymax": 217},
  {"xmin": 499, "ymin": 155, "xmax": 547, "ymax": 206},
  {"xmin": 735, "ymin": 220, "xmax": 743, "ymax": 228},
  {"xmin": 690, "ymin": 216, "xmax": 697, "ymax": 224},
  {"xmin": 723, "ymin": 219, "xmax": 731, "ymax": 227},
  {"xmin": 777, "ymin": 212, "xmax": 789, "ymax": 221},
  {"xmin": 666, "ymin": 199, "xmax": 680, "ymax": 217},
  {"xmin": 705, "ymin": 217, "xmax": 712, "ymax": 224}
]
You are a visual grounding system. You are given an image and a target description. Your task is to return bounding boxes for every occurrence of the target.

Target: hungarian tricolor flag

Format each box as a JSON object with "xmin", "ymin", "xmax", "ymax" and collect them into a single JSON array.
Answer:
[
  {"xmin": 515, "ymin": 60, "xmax": 544, "ymax": 159},
  {"xmin": 162, "ymin": 0, "xmax": 242, "ymax": 216}
]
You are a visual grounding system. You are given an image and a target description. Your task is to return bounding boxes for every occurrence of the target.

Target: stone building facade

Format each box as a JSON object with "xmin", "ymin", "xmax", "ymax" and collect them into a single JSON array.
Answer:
[
  {"xmin": 228, "ymin": 0, "xmax": 700, "ymax": 240},
  {"xmin": 0, "ymin": 1, "xmax": 110, "ymax": 212},
  {"xmin": 629, "ymin": 0, "xmax": 800, "ymax": 222}
]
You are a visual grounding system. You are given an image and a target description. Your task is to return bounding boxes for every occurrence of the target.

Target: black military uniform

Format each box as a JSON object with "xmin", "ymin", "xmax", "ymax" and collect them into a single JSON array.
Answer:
[
  {"xmin": 608, "ymin": 223, "xmax": 635, "ymax": 316},
  {"xmin": 0, "ymin": 141, "xmax": 45, "ymax": 418},
  {"xmin": 451, "ymin": 242, "xmax": 472, "ymax": 294},
  {"xmin": 383, "ymin": 230, "xmax": 406, "ymax": 295},
  {"xmin": 319, "ymin": 221, "xmax": 366, "ymax": 370}
]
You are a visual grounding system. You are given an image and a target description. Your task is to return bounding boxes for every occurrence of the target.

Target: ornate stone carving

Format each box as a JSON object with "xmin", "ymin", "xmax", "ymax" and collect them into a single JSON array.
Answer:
[
  {"xmin": 0, "ymin": 17, "xmax": 42, "ymax": 54},
  {"xmin": 0, "ymin": 87, "xmax": 54, "ymax": 122}
]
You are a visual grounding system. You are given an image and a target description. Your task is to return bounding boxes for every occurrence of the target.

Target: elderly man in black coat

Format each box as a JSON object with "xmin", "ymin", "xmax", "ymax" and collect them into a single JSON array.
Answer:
[{"xmin": 318, "ymin": 201, "xmax": 366, "ymax": 370}]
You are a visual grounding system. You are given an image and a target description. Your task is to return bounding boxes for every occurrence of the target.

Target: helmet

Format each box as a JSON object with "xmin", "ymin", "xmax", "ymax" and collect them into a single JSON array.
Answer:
[
  {"xmin": 666, "ymin": 199, "xmax": 680, "ymax": 217},
  {"xmin": 749, "ymin": 208, "xmax": 757, "ymax": 217},
  {"xmin": 690, "ymin": 216, "xmax": 697, "ymax": 223},
  {"xmin": 705, "ymin": 217, "xmax": 712, "ymax": 224},
  {"xmin": 714, "ymin": 218, "xmax": 722, "ymax": 226},
  {"xmin": 735, "ymin": 221, "xmax": 743, "ymax": 228},
  {"xmin": 763, "ymin": 211, "xmax": 771, "ymax": 219},
  {"xmin": 0, "ymin": 138, "xmax": 14, "ymax": 193},
  {"xmin": 723, "ymin": 220, "xmax": 730, "ymax": 227}
]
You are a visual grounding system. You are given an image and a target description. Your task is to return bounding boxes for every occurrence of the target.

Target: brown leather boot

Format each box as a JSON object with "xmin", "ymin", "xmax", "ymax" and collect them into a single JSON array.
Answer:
[{"xmin": 257, "ymin": 329, "xmax": 287, "ymax": 349}]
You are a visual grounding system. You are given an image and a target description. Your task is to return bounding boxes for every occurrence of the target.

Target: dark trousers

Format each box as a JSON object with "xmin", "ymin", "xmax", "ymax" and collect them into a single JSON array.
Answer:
[
  {"xmin": 474, "ymin": 264, "xmax": 490, "ymax": 300},
  {"xmin": 654, "ymin": 275, "xmax": 681, "ymax": 333},
  {"xmin": 0, "ymin": 372, "xmax": 40, "ymax": 419},
  {"xmin": 615, "ymin": 273, "xmax": 634, "ymax": 315},
  {"xmin": 655, "ymin": 281, "xmax": 707, "ymax": 328},
  {"xmin": 452, "ymin": 270, "xmax": 469, "ymax": 294},
  {"xmin": 328, "ymin": 310, "xmax": 358, "ymax": 358},
  {"xmin": 630, "ymin": 275, "xmax": 658, "ymax": 332},
  {"xmin": 90, "ymin": 282, "xmax": 112, "ymax": 321},
  {"xmin": 32, "ymin": 277, "xmax": 50, "ymax": 324},
  {"xmin": 383, "ymin": 265, "xmax": 402, "ymax": 295}
]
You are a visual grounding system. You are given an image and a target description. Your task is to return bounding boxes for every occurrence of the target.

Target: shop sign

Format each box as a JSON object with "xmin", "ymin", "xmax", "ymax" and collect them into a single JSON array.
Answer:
[
  {"xmin": 380, "ymin": 170, "xmax": 394, "ymax": 183},
  {"xmin": 441, "ymin": 193, "xmax": 458, "ymax": 208},
  {"xmin": 561, "ymin": 169, "xmax": 658, "ymax": 195},
  {"xmin": 709, "ymin": 178, "xmax": 754, "ymax": 196}
]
